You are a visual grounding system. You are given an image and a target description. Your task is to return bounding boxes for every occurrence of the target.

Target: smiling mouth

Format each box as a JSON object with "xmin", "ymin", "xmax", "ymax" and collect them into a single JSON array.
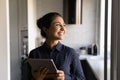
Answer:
[{"xmin": 58, "ymin": 32, "xmax": 65, "ymax": 35}]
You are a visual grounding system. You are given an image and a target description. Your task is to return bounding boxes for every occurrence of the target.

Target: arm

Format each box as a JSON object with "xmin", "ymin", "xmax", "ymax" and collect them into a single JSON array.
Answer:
[{"xmin": 70, "ymin": 51, "xmax": 85, "ymax": 80}]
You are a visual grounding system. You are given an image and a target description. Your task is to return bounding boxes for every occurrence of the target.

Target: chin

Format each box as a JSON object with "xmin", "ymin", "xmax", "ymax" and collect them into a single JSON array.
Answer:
[
  {"xmin": 55, "ymin": 35, "xmax": 65, "ymax": 40},
  {"xmin": 59, "ymin": 37, "xmax": 64, "ymax": 40},
  {"xmin": 57, "ymin": 37, "xmax": 64, "ymax": 40}
]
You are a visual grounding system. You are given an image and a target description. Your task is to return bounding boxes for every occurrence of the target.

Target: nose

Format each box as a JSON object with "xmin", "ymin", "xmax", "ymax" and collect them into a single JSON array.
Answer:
[{"xmin": 60, "ymin": 25, "xmax": 66, "ymax": 31}]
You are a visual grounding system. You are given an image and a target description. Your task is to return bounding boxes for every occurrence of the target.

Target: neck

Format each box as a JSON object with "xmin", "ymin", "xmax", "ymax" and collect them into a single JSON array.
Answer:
[{"xmin": 45, "ymin": 40, "xmax": 59, "ymax": 49}]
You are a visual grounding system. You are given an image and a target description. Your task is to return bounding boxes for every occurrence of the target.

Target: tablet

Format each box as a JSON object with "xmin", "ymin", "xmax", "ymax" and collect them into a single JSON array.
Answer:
[{"xmin": 28, "ymin": 59, "xmax": 57, "ymax": 74}]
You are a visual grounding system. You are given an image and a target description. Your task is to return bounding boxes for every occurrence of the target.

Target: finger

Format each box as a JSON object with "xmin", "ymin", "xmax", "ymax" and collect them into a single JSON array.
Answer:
[
  {"xmin": 39, "ymin": 68, "xmax": 49, "ymax": 79},
  {"xmin": 57, "ymin": 70, "xmax": 64, "ymax": 74},
  {"xmin": 57, "ymin": 73, "xmax": 64, "ymax": 77},
  {"xmin": 56, "ymin": 70, "xmax": 64, "ymax": 77},
  {"xmin": 40, "ymin": 68, "xmax": 49, "ymax": 75}
]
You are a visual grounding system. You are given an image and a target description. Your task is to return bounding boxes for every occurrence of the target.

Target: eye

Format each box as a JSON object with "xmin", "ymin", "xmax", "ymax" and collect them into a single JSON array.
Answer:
[
  {"xmin": 55, "ymin": 23, "xmax": 61, "ymax": 26},
  {"xmin": 63, "ymin": 24, "xmax": 66, "ymax": 27},
  {"xmin": 53, "ymin": 22, "xmax": 66, "ymax": 28}
]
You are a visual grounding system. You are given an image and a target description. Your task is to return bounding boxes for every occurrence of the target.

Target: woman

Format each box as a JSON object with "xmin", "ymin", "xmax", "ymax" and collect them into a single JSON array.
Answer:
[{"xmin": 28, "ymin": 12, "xmax": 85, "ymax": 80}]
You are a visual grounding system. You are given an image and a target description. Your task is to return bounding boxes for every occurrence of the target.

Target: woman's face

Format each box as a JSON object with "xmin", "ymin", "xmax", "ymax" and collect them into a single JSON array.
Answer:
[{"xmin": 45, "ymin": 16, "xmax": 66, "ymax": 40}]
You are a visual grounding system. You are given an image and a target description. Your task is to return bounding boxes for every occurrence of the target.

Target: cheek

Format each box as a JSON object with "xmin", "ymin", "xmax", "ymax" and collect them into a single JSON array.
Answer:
[
  {"xmin": 53, "ymin": 28, "xmax": 60, "ymax": 33},
  {"xmin": 62, "ymin": 28, "xmax": 66, "ymax": 35},
  {"xmin": 47, "ymin": 29, "xmax": 57, "ymax": 36},
  {"xmin": 64, "ymin": 28, "xmax": 66, "ymax": 33}
]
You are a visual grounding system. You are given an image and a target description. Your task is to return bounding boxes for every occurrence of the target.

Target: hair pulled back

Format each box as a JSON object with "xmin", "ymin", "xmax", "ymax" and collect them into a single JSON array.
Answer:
[{"xmin": 37, "ymin": 12, "xmax": 62, "ymax": 38}]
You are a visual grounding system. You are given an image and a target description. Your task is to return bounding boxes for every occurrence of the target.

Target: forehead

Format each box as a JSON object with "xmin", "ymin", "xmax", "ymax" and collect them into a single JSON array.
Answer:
[{"xmin": 51, "ymin": 16, "xmax": 64, "ymax": 24}]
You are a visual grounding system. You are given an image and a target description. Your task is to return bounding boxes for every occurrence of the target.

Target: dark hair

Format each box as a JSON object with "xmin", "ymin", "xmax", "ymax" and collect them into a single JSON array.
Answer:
[{"xmin": 37, "ymin": 12, "xmax": 62, "ymax": 38}]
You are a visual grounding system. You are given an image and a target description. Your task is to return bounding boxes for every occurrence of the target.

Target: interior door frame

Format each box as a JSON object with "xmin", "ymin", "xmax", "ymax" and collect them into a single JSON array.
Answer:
[{"xmin": 111, "ymin": 0, "xmax": 120, "ymax": 80}]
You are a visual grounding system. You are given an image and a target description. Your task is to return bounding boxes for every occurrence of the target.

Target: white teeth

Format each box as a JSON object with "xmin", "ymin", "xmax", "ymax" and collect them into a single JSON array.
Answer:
[
  {"xmin": 59, "ymin": 32, "xmax": 64, "ymax": 35},
  {"xmin": 58, "ymin": 31, "xmax": 65, "ymax": 35}
]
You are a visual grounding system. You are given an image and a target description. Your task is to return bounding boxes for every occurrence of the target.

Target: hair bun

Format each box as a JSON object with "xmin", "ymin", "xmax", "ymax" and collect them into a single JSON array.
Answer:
[{"xmin": 37, "ymin": 17, "xmax": 43, "ymax": 29}]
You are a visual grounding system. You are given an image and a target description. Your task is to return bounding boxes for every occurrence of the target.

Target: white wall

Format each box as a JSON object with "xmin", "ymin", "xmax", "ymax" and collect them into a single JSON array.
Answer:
[
  {"xmin": 0, "ymin": 0, "xmax": 10, "ymax": 80},
  {"xmin": 36, "ymin": 0, "xmax": 63, "ymax": 19},
  {"xmin": 62, "ymin": 0, "xmax": 99, "ymax": 50},
  {"xmin": 28, "ymin": 0, "xmax": 38, "ymax": 53}
]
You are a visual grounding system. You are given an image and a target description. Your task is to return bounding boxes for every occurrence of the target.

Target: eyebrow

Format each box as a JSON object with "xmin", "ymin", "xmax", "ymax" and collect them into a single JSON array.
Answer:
[
  {"xmin": 52, "ymin": 22, "xmax": 65, "ymax": 25},
  {"xmin": 53, "ymin": 22, "xmax": 60, "ymax": 24}
]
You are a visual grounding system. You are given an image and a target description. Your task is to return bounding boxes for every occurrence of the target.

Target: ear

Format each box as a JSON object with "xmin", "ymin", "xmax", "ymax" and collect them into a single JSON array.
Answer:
[{"xmin": 42, "ymin": 27, "xmax": 47, "ymax": 33}]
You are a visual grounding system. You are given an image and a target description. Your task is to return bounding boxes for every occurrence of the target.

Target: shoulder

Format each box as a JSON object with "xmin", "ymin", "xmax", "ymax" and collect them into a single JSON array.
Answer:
[
  {"xmin": 28, "ymin": 46, "xmax": 42, "ymax": 58},
  {"xmin": 30, "ymin": 46, "xmax": 41, "ymax": 53},
  {"xmin": 61, "ymin": 44, "xmax": 80, "ymax": 61},
  {"xmin": 63, "ymin": 45, "xmax": 75, "ymax": 52},
  {"xmin": 61, "ymin": 44, "xmax": 77, "ymax": 55}
]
